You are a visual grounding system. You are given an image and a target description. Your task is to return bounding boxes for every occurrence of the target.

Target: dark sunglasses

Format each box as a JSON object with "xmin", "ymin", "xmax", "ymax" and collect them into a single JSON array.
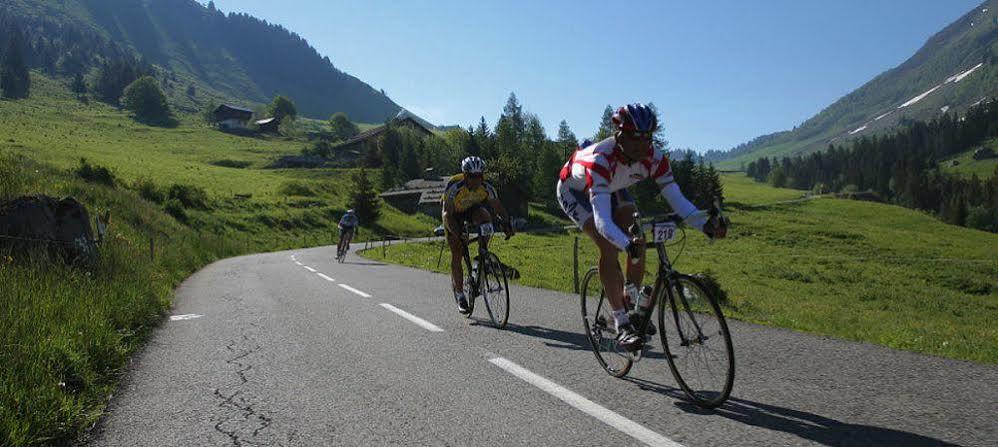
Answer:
[
  {"xmin": 623, "ymin": 130, "xmax": 653, "ymax": 139},
  {"xmin": 466, "ymin": 173, "xmax": 484, "ymax": 179}
]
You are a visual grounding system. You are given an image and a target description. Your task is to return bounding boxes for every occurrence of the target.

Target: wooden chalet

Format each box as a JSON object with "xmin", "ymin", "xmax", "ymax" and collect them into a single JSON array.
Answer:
[
  {"xmin": 213, "ymin": 104, "xmax": 254, "ymax": 130},
  {"xmin": 331, "ymin": 111, "xmax": 435, "ymax": 162}
]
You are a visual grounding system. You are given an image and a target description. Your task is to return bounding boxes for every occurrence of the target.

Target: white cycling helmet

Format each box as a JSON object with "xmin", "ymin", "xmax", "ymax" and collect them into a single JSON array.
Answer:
[{"xmin": 461, "ymin": 156, "xmax": 486, "ymax": 174}]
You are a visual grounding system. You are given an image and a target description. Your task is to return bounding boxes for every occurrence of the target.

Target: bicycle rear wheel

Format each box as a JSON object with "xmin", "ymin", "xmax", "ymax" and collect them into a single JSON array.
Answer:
[
  {"xmin": 580, "ymin": 267, "xmax": 632, "ymax": 378},
  {"xmin": 658, "ymin": 274, "xmax": 734, "ymax": 409},
  {"xmin": 480, "ymin": 252, "xmax": 510, "ymax": 328}
]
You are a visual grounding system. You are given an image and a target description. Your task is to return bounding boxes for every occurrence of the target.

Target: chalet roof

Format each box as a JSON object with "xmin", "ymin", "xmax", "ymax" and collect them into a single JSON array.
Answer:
[
  {"xmin": 333, "ymin": 115, "xmax": 435, "ymax": 149},
  {"xmin": 255, "ymin": 117, "xmax": 278, "ymax": 125},
  {"xmin": 216, "ymin": 104, "xmax": 253, "ymax": 114}
]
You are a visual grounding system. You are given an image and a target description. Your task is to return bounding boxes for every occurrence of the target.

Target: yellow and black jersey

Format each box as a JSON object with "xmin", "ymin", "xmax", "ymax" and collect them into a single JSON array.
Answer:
[{"xmin": 442, "ymin": 173, "xmax": 497, "ymax": 213}]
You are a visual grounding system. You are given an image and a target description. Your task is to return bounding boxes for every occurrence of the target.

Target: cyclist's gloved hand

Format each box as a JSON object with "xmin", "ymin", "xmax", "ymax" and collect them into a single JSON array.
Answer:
[{"xmin": 704, "ymin": 215, "xmax": 729, "ymax": 239}]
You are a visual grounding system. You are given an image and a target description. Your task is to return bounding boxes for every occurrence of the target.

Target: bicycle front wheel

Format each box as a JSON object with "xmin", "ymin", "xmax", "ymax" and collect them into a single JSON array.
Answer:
[
  {"xmin": 580, "ymin": 267, "xmax": 632, "ymax": 378},
  {"xmin": 658, "ymin": 274, "xmax": 734, "ymax": 409},
  {"xmin": 480, "ymin": 253, "xmax": 510, "ymax": 328}
]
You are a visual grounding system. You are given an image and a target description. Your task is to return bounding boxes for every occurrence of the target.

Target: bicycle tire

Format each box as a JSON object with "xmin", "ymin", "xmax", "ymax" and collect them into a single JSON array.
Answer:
[
  {"xmin": 580, "ymin": 267, "xmax": 632, "ymax": 378},
  {"xmin": 462, "ymin": 255, "xmax": 477, "ymax": 318},
  {"xmin": 480, "ymin": 252, "xmax": 510, "ymax": 328},
  {"xmin": 658, "ymin": 274, "xmax": 734, "ymax": 409}
]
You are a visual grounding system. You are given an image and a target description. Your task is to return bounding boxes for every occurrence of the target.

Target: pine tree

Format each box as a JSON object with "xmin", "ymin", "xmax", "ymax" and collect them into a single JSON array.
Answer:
[
  {"xmin": 268, "ymin": 95, "xmax": 297, "ymax": 122},
  {"xmin": 350, "ymin": 169, "xmax": 381, "ymax": 223},
  {"xmin": 594, "ymin": 105, "xmax": 614, "ymax": 141},
  {"xmin": 1, "ymin": 34, "xmax": 30, "ymax": 99},
  {"xmin": 71, "ymin": 72, "xmax": 87, "ymax": 94},
  {"xmin": 556, "ymin": 120, "xmax": 578, "ymax": 158}
]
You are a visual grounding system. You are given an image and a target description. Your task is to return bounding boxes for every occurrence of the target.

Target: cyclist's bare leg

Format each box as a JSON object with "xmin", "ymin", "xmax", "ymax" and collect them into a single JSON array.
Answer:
[
  {"xmin": 471, "ymin": 207, "xmax": 492, "ymax": 251},
  {"xmin": 582, "ymin": 219, "xmax": 627, "ymax": 313},
  {"xmin": 582, "ymin": 205, "xmax": 645, "ymax": 313},
  {"xmin": 614, "ymin": 204, "xmax": 645, "ymax": 288},
  {"xmin": 445, "ymin": 215, "xmax": 465, "ymax": 294}
]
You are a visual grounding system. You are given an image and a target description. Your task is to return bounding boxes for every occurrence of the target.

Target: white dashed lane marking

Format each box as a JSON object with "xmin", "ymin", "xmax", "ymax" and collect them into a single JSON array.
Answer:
[
  {"xmin": 338, "ymin": 283, "xmax": 372, "ymax": 298},
  {"xmin": 303, "ymin": 266, "xmax": 317, "ymax": 272},
  {"xmin": 316, "ymin": 273, "xmax": 335, "ymax": 282},
  {"xmin": 169, "ymin": 314, "xmax": 203, "ymax": 321},
  {"xmin": 379, "ymin": 303, "xmax": 444, "ymax": 332},
  {"xmin": 488, "ymin": 357, "xmax": 684, "ymax": 447}
]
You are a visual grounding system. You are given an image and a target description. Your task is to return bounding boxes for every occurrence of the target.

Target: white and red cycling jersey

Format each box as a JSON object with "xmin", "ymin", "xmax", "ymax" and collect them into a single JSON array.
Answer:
[{"xmin": 557, "ymin": 137, "xmax": 704, "ymax": 250}]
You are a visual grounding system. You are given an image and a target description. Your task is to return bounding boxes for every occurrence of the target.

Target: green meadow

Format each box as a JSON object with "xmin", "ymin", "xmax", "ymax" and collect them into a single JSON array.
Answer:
[
  {"xmin": 363, "ymin": 173, "xmax": 998, "ymax": 364},
  {"xmin": 0, "ymin": 74, "xmax": 436, "ymax": 246},
  {"xmin": 0, "ymin": 73, "xmax": 434, "ymax": 445}
]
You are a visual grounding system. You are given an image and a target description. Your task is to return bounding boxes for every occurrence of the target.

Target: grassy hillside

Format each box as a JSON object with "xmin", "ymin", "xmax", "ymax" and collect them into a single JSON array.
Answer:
[
  {"xmin": 364, "ymin": 173, "xmax": 998, "ymax": 364},
  {"xmin": 0, "ymin": 72, "xmax": 437, "ymax": 445},
  {"xmin": 3, "ymin": 0, "xmax": 405, "ymax": 122},
  {"xmin": 940, "ymin": 138, "xmax": 998, "ymax": 178},
  {"xmin": 0, "ymin": 73, "xmax": 436, "ymax": 243},
  {"xmin": 718, "ymin": 1, "xmax": 998, "ymax": 169},
  {"xmin": 0, "ymin": 153, "xmax": 246, "ymax": 445}
]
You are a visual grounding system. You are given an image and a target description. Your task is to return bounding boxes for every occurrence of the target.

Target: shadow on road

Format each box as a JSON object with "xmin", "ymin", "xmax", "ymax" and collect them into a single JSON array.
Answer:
[
  {"xmin": 625, "ymin": 377, "xmax": 959, "ymax": 447},
  {"xmin": 501, "ymin": 323, "xmax": 668, "ymax": 359},
  {"xmin": 341, "ymin": 260, "xmax": 388, "ymax": 266}
]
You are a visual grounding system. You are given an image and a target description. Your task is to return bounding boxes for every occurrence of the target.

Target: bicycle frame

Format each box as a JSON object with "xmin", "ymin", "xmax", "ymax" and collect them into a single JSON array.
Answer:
[{"xmin": 618, "ymin": 221, "xmax": 709, "ymax": 353}]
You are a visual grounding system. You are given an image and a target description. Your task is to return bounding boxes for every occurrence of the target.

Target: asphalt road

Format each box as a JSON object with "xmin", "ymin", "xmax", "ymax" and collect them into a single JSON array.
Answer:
[{"xmin": 85, "ymin": 243, "xmax": 998, "ymax": 446}]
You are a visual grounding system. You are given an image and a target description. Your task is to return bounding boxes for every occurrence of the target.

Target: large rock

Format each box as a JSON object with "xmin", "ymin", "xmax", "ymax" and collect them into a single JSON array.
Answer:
[{"xmin": 0, "ymin": 195, "xmax": 96, "ymax": 260}]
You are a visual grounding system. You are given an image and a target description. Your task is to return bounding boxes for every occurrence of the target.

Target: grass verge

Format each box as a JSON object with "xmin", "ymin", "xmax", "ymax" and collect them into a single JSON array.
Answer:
[{"xmin": 362, "ymin": 174, "xmax": 998, "ymax": 364}]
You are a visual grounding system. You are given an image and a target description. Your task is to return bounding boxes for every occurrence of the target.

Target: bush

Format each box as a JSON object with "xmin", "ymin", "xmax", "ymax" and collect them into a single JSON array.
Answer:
[
  {"xmin": 122, "ymin": 76, "xmax": 171, "ymax": 124},
  {"xmin": 133, "ymin": 177, "xmax": 164, "ymax": 203},
  {"xmin": 163, "ymin": 198, "xmax": 187, "ymax": 223},
  {"xmin": 210, "ymin": 159, "xmax": 252, "ymax": 169},
  {"xmin": 279, "ymin": 181, "xmax": 316, "ymax": 197},
  {"xmin": 74, "ymin": 158, "xmax": 116, "ymax": 187},
  {"xmin": 167, "ymin": 184, "xmax": 209, "ymax": 209}
]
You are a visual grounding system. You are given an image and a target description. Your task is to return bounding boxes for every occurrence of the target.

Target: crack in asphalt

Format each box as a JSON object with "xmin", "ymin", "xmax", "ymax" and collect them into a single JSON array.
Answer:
[{"xmin": 212, "ymin": 324, "xmax": 287, "ymax": 446}]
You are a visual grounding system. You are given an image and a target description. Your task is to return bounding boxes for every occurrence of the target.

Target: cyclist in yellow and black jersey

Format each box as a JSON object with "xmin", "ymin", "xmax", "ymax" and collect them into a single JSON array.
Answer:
[{"xmin": 442, "ymin": 156, "xmax": 514, "ymax": 314}]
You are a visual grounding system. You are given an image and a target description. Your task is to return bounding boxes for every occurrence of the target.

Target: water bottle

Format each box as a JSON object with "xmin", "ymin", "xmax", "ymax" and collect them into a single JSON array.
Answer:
[
  {"xmin": 638, "ymin": 285, "xmax": 654, "ymax": 311},
  {"xmin": 624, "ymin": 281, "xmax": 641, "ymax": 310}
]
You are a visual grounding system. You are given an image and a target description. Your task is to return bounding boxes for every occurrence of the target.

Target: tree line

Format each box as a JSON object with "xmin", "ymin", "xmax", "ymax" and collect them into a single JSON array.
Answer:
[
  {"xmin": 343, "ymin": 94, "xmax": 724, "ymax": 219},
  {"xmin": 745, "ymin": 98, "xmax": 998, "ymax": 232}
]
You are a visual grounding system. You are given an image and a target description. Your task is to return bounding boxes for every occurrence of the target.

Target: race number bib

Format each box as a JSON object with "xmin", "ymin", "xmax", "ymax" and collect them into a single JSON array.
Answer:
[{"xmin": 652, "ymin": 222, "xmax": 677, "ymax": 242}]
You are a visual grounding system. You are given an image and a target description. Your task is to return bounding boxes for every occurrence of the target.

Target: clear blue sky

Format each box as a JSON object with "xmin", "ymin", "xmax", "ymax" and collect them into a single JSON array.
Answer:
[{"xmin": 202, "ymin": 0, "xmax": 981, "ymax": 151}]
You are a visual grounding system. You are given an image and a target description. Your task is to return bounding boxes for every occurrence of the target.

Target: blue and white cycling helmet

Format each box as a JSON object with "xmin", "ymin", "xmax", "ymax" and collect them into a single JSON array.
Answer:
[
  {"xmin": 612, "ymin": 103, "xmax": 658, "ymax": 134},
  {"xmin": 461, "ymin": 156, "xmax": 486, "ymax": 174}
]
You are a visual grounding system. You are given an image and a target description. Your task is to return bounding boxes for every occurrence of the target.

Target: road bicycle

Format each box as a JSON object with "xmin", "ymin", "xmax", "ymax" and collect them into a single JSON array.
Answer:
[
  {"xmin": 580, "ymin": 203, "xmax": 735, "ymax": 409},
  {"xmin": 460, "ymin": 221, "xmax": 511, "ymax": 329}
]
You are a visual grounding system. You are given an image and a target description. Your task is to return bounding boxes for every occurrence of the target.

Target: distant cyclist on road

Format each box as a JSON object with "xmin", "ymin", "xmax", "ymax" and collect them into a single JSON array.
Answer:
[
  {"xmin": 442, "ymin": 156, "xmax": 515, "ymax": 314},
  {"xmin": 337, "ymin": 209, "xmax": 359, "ymax": 256},
  {"xmin": 557, "ymin": 103, "xmax": 727, "ymax": 351}
]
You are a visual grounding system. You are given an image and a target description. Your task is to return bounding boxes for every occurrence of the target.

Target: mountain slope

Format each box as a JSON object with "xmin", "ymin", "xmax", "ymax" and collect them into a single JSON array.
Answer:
[
  {"xmin": 2, "ymin": 0, "xmax": 404, "ymax": 123},
  {"xmin": 718, "ymin": 1, "xmax": 998, "ymax": 168}
]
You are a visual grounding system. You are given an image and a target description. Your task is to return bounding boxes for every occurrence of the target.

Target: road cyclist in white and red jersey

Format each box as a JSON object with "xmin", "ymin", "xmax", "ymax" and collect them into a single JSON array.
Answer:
[{"xmin": 557, "ymin": 103, "xmax": 728, "ymax": 351}]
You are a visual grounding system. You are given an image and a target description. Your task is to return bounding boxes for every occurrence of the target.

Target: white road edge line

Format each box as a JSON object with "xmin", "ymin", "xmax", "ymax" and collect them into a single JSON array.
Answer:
[
  {"xmin": 316, "ymin": 273, "xmax": 335, "ymax": 282},
  {"xmin": 169, "ymin": 314, "xmax": 203, "ymax": 321},
  {"xmin": 338, "ymin": 283, "xmax": 372, "ymax": 298},
  {"xmin": 379, "ymin": 303, "xmax": 444, "ymax": 332},
  {"xmin": 294, "ymin": 261, "xmax": 303, "ymax": 266},
  {"xmin": 488, "ymin": 357, "xmax": 683, "ymax": 447},
  {"xmin": 303, "ymin": 266, "xmax": 317, "ymax": 272}
]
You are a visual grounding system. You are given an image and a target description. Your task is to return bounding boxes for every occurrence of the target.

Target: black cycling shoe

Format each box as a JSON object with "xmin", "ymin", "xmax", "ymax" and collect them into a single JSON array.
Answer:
[
  {"xmin": 616, "ymin": 324, "xmax": 643, "ymax": 352},
  {"xmin": 455, "ymin": 294, "xmax": 471, "ymax": 314},
  {"xmin": 628, "ymin": 310, "xmax": 656, "ymax": 336}
]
